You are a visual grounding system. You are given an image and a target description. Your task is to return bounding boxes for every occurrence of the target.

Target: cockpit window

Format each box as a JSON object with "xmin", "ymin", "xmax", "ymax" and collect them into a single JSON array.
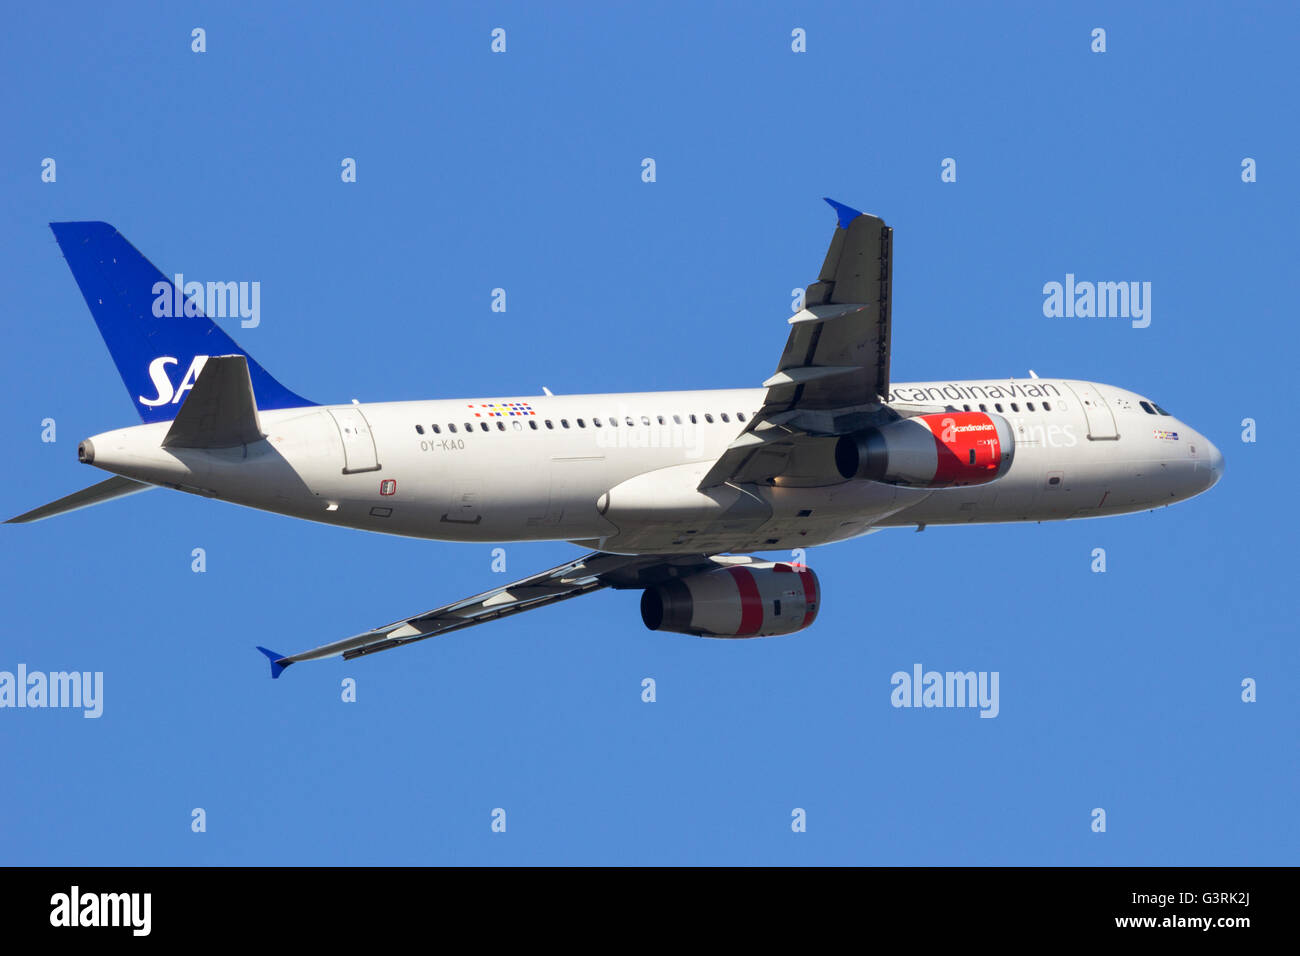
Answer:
[
  {"xmin": 1153, "ymin": 403, "xmax": 1172, "ymax": 416},
  {"xmin": 1139, "ymin": 401, "xmax": 1156, "ymax": 415}
]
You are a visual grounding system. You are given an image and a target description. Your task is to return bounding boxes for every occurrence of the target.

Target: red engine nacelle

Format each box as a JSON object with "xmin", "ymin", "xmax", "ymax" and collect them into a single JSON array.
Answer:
[
  {"xmin": 835, "ymin": 411, "xmax": 1015, "ymax": 487},
  {"xmin": 640, "ymin": 563, "xmax": 820, "ymax": 638}
]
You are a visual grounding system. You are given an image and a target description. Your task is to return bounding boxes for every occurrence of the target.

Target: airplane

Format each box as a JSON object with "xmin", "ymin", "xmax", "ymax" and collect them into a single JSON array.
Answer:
[{"xmin": 8, "ymin": 200, "xmax": 1223, "ymax": 678}]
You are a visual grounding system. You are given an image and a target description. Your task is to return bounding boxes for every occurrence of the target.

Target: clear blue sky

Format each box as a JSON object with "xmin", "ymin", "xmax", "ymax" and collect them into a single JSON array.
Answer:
[{"xmin": 1, "ymin": 1, "xmax": 1295, "ymax": 865}]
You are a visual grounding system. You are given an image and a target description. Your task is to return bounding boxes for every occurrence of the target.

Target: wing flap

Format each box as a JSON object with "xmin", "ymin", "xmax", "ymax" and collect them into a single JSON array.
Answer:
[
  {"xmin": 761, "ymin": 364, "xmax": 862, "ymax": 388},
  {"xmin": 697, "ymin": 428, "xmax": 796, "ymax": 489}
]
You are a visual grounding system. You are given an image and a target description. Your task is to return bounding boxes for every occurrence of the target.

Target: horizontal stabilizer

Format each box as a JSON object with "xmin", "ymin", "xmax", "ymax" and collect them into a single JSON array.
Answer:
[
  {"xmin": 256, "ymin": 646, "xmax": 292, "ymax": 679},
  {"xmin": 163, "ymin": 355, "xmax": 264, "ymax": 449},
  {"xmin": 5, "ymin": 475, "xmax": 151, "ymax": 524}
]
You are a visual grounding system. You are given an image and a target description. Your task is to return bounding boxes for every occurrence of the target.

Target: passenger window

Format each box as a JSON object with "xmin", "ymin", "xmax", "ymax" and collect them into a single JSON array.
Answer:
[
  {"xmin": 625, "ymin": 417, "xmax": 634, "ymax": 427},
  {"xmin": 480, "ymin": 422, "xmax": 489, "ymax": 432},
  {"xmin": 1026, "ymin": 403, "xmax": 1034, "ymax": 412},
  {"xmin": 544, "ymin": 420, "xmax": 553, "ymax": 429},
  {"xmin": 432, "ymin": 424, "xmax": 441, "ymax": 434},
  {"xmin": 561, "ymin": 419, "xmax": 570, "ymax": 429},
  {"xmin": 1043, "ymin": 402, "xmax": 1052, "ymax": 411},
  {"xmin": 528, "ymin": 420, "xmax": 537, "ymax": 430},
  {"xmin": 721, "ymin": 413, "xmax": 731, "ymax": 423},
  {"xmin": 737, "ymin": 412, "xmax": 747, "ymax": 422},
  {"xmin": 689, "ymin": 414, "xmax": 698, "ymax": 424},
  {"xmin": 995, "ymin": 403, "xmax": 1003, "ymax": 412},
  {"xmin": 497, "ymin": 422, "xmax": 506, "ymax": 431},
  {"xmin": 577, "ymin": 419, "xmax": 585, "ymax": 428},
  {"xmin": 1010, "ymin": 403, "xmax": 1019, "ymax": 412},
  {"xmin": 657, "ymin": 415, "xmax": 665, "ymax": 425},
  {"xmin": 705, "ymin": 413, "xmax": 715, "ymax": 423},
  {"xmin": 1139, "ymin": 401, "xmax": 1155, "ymax": 415},
  {"xmin": 449, "ymin": 423, "xmax": 457, "ymax": 433},
  {"xmin": 464, "ymin": 423, "xmax": 473, "ymax": 432},
  {"xmin": 609, "ymin": 417, "xmax": 618, "ymax": 427},
  {"xmin": 593, "ymin": 418, "xmax": 602, "ymax": 427},
  {"xmin": 962, "ymin": 404, "xmax": 970, "ymax": 412},
  {"xmin": 979, "ymin": 403, "xmax": 987, "ymax": 412},
  {"xmin": 415, "ymin": 424, "xmax": 425, "ymax": 435},
  {"xmin": 641, "ymin": 416, "xmax": 651, "ymax": 426},
  {"xmin": 673, "ymin": 415, "xmax": 683, "ymax": 425}
]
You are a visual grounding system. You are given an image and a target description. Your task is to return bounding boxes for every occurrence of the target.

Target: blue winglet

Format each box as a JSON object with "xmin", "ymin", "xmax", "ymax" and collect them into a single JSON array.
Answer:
[
  {"xmin": 823, "ymin": 197, "xmax": 865, "ymax": 229},
  {"xmin": 256, "ymin": 646, "xmax": 291, "ymax": 679}
]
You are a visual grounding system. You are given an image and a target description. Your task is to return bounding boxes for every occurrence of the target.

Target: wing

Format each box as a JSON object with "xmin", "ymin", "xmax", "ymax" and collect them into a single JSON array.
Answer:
[
  {"xmin": 699, "ymin": 198, "xmax": 895, "ymax": 489},
  {"xmin": 788, "ymin": 198, "xmax": 893, "ymax": 407},
  {"xmin": 257, "ymin": 551, "xmax": 722, "ymax": 676}
]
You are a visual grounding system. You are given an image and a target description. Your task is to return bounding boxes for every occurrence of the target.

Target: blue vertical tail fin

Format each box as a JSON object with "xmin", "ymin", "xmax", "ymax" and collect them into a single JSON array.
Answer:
[{"xmin": 49, "ymin": 221, "xmax": 315, "ymax": 423}]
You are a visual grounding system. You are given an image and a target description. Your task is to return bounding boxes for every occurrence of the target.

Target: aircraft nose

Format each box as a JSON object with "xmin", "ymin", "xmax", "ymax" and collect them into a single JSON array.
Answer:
[{"xmin": 1206, "ymin": 438, "xmax": 1224, "ymax": 487}]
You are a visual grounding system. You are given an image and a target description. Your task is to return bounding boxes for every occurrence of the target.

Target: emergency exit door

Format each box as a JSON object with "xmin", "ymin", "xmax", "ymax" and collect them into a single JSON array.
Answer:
[
  {"xmin": 328, "ymin": 406, "xmax": 381, "ymax": 473},
  {"xmin": 1065, "ymin": 382, "xmax": 1119, "ymax": 440}
]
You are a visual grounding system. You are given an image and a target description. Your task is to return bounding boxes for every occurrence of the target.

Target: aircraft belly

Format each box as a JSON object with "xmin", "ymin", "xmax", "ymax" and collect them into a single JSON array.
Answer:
[{"xmin": 596, "ymin": 478, "xmax": 924, "ymax": 554}]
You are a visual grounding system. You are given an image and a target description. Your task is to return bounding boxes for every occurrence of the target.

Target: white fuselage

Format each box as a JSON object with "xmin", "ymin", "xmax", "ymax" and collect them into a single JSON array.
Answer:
[{"xmin": 77, "ymin": 378, "xmax": 1223, "ymax": 556}]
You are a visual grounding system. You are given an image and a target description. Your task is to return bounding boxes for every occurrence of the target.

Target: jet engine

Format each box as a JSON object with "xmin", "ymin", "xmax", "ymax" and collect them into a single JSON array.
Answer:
[
  {"xmin": 835, "ymin": 411, "xmax": 1014, "ymax": 487},
  {"xmin": 640, "ymin": 562, "xmax": 819, "ymax": 638}
]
